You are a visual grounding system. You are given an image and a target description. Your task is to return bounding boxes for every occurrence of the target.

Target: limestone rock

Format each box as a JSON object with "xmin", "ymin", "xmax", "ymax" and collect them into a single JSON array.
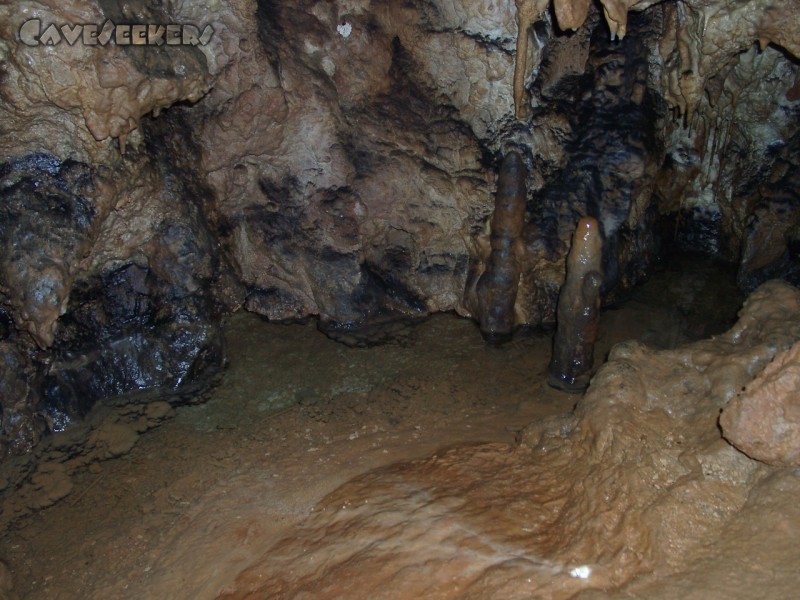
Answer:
[
  {"xmin": 38, "ymin": 117, "xmax": 229, "ymax": 430},
  {"xmin": 193, "ymin": 0, "xmax": 498, "ymax": 327},
  {"xmin": 0, "ymin": 342, "xmax": 39, "ymax": 456},
  {"xmin": 0, "ymin": 0, "xmax": 229, "ymax": 455},
  {"xmin": 0, "ymin": 0, "xmax": 212, "ymax": 158},
  {"xmin": 0, "ymin": 156, "xmax": 96, "ymax": 349},
  {"xmin": 720, "ymin": 341, "xmax": 800, "ymax": 467},
  {"xmin": 0, "ymin": 0, "xmax": 799, "ymax": 458},
  {"xmin": 547, "ymin": 217, "xmax": 604, "ymax": 391},
  {"xmin": 553, "ymin": 0, "xmax": 592, "ymax": 32},
  {"xmin": 474, "ymin": 151, "xmax": 527, "ymax": 341},
  {"xmin": 737, "ymin": 137, "xmax": 800, "ymax": 290},
  {"xmin": 212, "ymin": 282, "xmax": 800, "ymax": 599}
]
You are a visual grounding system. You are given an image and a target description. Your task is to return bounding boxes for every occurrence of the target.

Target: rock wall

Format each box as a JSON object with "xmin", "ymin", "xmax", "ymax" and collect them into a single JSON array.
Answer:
[
  {"xmin": 0, "ymin": 0, "xmax": 232, "ymax": 455},
  {"xmin": 0, "ymin": 0, "xmax": 798, "ymax": 456}
]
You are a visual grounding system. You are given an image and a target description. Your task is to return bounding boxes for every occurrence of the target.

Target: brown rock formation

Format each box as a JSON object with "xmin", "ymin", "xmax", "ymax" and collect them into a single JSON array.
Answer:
[
  {"xmin": 213, "ymin": 282, "xmax": 800, "ymax": 600},
  {"xmin": 0, "ymin": 0, "xmax": 213, "ymax": 158},
  {"xmin": 475, "ymin": 150, "xmax": 527, "ymax": 342},
  {"xmin": 720, "ymin": 341, "xmax": 800, "ymax": 467},
  {"xmin": 513, "ymin": 0, "xmax": 549, "ymax": 118},
  {"xmin": 0, "ymin": 0, "xmax": 798, "ymax": 454},
  {"xmin": 548, "ymin": 217, "xmax": 604, "ymax": 391}
]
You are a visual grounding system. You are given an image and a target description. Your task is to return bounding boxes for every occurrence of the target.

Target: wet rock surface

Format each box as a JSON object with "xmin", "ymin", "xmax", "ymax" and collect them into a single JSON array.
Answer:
[
  {"xmin": 547, "ymin": 217, "xmax": 603, "ymax": 392},
  {"xmin": 0, "ymin": 343, "xmax": 40, "ymax": 459},
  {"xmin": 0, "ymin": 3, "xmax": 798, "ymax": 596},
  {"xmin": 0, "ymin": 0, "xmax": 225, "ymax": 457},
  {"xmin": 0, "ymin": 0, "xmax": 798, "ymax": 460},
  {"xmin": 0, "ymin": 138, "xmax": 228, "ymax": 454},
  {"xmin": 0, "ymin": 155, "xmax": 96, "ymax": 350},
  {"xmin": 0, "ymin": 260, "xmax": 763, "ymax": 600},
  {"xmin": 38, "ymin": 114, "xmax": 231, "ymax": 432},
  {"xmin": 521, "ymin": 14, "xmax": 663, "ymax": 316},
  {"xmin": 218, "ymin": 280, "xmax": 800, "ymax": 599}
]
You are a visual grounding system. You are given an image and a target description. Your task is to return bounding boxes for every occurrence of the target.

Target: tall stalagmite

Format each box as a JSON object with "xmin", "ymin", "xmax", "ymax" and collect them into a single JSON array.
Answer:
[
  {"xmin": 476, "ymin": 151, "xmax": 527, "ymax": 342},
  {"xmin": 548, "ymin": 216, "xmax": 604, "ymax": 391}
]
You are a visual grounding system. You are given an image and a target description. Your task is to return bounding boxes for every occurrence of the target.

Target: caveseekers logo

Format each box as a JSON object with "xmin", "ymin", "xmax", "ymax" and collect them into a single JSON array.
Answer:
[{"xmin": 19, "ymin": 19, "xmax": 214, "ymax": 47}]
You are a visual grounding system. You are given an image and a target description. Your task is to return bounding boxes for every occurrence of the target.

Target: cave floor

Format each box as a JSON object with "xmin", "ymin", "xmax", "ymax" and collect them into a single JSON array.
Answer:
[{"xmin": 0, "ymin": 256, "xmax": 747, "ymax": 599}]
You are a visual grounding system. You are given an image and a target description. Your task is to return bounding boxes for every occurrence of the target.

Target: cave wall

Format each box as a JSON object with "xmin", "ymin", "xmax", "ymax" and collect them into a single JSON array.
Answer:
[
  {"xmin": 0, "ymin": 0, "xmax": 234, "ymax": 454},
  {"xmin": 0, "ymin": 0, "xmax": 798, "ymax": 456}
]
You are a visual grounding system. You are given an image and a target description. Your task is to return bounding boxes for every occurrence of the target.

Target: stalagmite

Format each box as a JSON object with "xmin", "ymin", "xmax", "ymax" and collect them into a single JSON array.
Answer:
[
  {"xmin": 476, "ymin": 151, "xmax": 527, "ymax": 343},
  {"xmin": 548, "ymin": 217, "xmax": 604, "ymax": 392}
]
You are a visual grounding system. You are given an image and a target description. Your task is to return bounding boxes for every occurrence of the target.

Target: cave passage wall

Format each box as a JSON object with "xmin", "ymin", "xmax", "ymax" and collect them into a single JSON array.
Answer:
[{"xmin": 0, "ymin": 0, "xmax": 798, "ymax": 456}]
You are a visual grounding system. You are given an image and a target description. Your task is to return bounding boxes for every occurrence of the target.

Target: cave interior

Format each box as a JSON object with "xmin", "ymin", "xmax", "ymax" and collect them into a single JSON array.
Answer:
[{"xmin": 0, "ymin": 0, "xmax": 799, "ymax": 598}]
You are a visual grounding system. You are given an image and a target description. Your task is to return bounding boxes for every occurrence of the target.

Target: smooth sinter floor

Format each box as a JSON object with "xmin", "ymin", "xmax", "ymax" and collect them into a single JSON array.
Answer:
[{"xmin": 0, "ymin": 255, "xmax": 745, "ymax": 599}]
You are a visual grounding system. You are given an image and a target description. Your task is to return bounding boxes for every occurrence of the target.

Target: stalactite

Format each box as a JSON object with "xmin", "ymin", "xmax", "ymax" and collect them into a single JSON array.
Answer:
[
  {"xmin": 476, "ymin": 151, "xmax": 527, "ymax": 343},
  {"xmin": 553, "ymin": 0, "xmax": 591, "ymax": 32},
  {"xmin": 513, "ymin": 0, "xmax": 548, "ymax": 119},
  {"xmin": 547, "ymin": 217, "xmax": 604, "ymax": 392},
  {"xmin": 598, "ymin": 0, "xmax": 629, "ymax": 40},
  {"xmin": 677, "ymin": 18, "xmax": 702, "ymax": 127},
  {"xmin": 513, "ymin": 0, "xmax": 638, "ymax": 118}
]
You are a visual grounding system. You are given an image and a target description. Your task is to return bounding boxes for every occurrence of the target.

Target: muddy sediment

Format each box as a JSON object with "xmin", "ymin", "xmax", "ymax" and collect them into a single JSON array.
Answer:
[
  {"xmin": 215, "ymin": 280, "xmax": 800, "ymax": 599},
  {"xmin": 3, "ymin": 263, "xmax": 799, "ymax": 600}
]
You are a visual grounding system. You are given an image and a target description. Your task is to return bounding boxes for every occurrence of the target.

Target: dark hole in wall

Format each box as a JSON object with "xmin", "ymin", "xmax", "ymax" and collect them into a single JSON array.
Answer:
[
  {"xmin": 0, "ymin": 311, "xmax": 11, "ymax": 341},
  {"xmin": 255, "ymin": 0, "xmax": 284, "ymax": 66}
]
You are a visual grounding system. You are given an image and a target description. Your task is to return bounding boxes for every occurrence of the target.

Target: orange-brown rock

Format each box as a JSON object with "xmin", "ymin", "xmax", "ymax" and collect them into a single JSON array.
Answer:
[
  {"xmin": 548, "ymin": 217, "xmax": 603, "ymax": 391},
  {"xmin": 721, "ymin": 341, "xmax": 800, "ymax": 467},
  {"xmin": 475, "ymin": 151, "xmax": 527, "ymax": 341}
]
